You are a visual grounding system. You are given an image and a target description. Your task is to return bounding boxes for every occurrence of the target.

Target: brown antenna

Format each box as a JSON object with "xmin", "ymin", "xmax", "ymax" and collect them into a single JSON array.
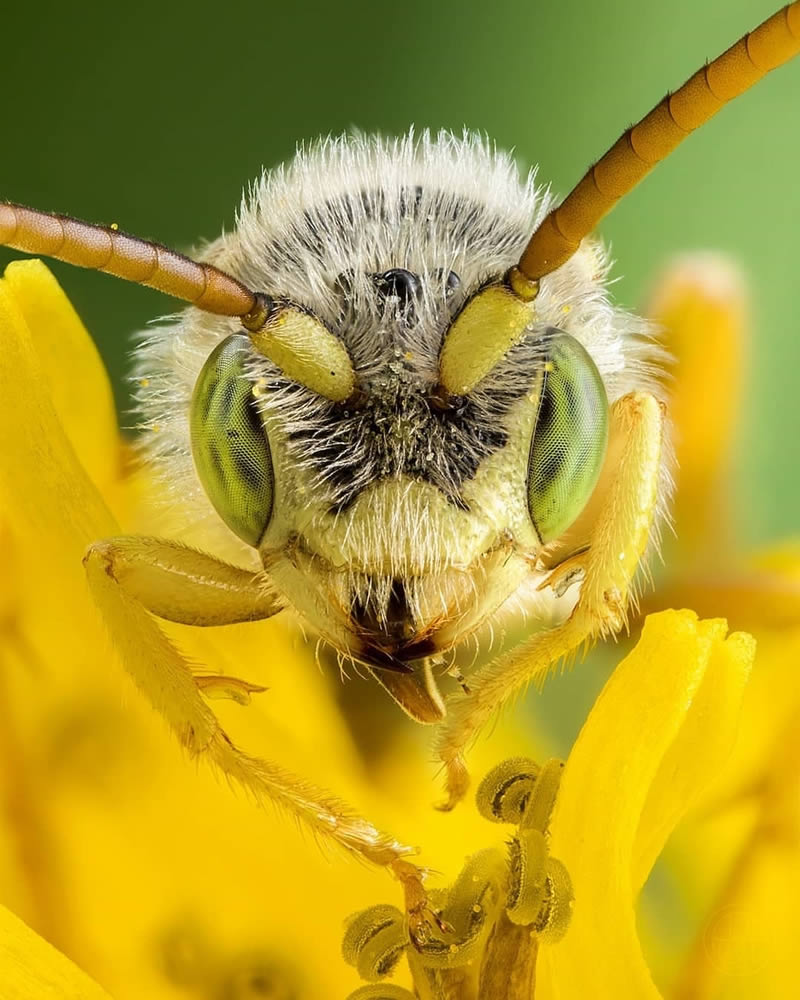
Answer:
[
  {"xmin": 0, "ymin": 202, "xmax": 257, "ymax": 316},
  {"xmin": 0, "ymin": 201, "xmax": 358, "ymax": 401},
  {"xmin": 517, "ymin": 1, "xmax": 800, "ymax": 283}
]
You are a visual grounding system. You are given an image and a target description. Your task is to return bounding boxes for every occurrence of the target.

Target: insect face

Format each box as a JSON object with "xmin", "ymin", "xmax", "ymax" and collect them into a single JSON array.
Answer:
[{"xmin": 157, "ymin": 137, "xmax": 635, "ymax": 683}]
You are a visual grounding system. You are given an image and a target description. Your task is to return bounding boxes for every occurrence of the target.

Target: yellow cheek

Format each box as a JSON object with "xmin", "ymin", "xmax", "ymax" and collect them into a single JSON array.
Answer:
[{"xmin": 290, "ymin": 478, "xmax": 500, "ymax": 577}]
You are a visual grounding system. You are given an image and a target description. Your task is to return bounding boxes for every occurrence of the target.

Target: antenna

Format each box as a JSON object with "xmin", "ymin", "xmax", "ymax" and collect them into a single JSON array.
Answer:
[
  {"xmin": 0, "ymin": 202, "xmax": 357, "ymax": 401},
  {"xmin": 517, "ymin": 2, "xmax": 800, "ymax": 283},
  {"xmin": 0, "ymin": 202, "xmax": 256, "ymax": 316}
]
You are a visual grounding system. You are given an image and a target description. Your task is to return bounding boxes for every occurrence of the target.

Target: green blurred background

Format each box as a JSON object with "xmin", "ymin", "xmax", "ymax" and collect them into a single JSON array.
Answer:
[{"xmin": 1, "ymin": 0, "xmax": 798, "ymax": 548}]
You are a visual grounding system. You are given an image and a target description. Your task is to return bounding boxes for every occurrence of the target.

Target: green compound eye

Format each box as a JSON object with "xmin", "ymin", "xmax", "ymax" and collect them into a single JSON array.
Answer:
[
  {"xmin": 190, "ymin": 334, "xmax": 274, "ymax": 546},
  {"xmin": 527, "ymin": 330, "xmax": 609, "ymax": 543}
]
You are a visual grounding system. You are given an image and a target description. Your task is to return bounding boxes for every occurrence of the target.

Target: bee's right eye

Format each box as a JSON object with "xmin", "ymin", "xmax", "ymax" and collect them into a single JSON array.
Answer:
[
  {"xmin": 189, "ymin": 335, "xmax": 274, "ymax": 547},
  {"xmin": 526, "ymin": 330, "xmax": 608, "ymax": 544}
]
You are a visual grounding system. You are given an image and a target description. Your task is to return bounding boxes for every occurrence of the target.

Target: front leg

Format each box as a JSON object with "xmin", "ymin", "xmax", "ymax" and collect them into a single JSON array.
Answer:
[
  {"xmin": 88, "ymin": 535, "xmax": 281, "ymax": 626},
  {"xmin": 84, "ymin": 536, "xmax": 412, "ymax": 867},
  {"xmin": 436, "ymin": 392, "xmax": 666, "ymax": 807}
]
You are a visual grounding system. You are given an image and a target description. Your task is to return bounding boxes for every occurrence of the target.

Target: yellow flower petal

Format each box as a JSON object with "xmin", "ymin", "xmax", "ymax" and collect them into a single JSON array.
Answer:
[
  {"xmin": 3, "ymin": 260, "xmax": 119, "ymax": 493},
  {"xmin": 538, "ymin": 610, "xmax": 755, "ymax": 1000},
  {"xmin": 672, "ymin": 715, "xmax": 800, "ymax": 1000},
  {"xmin": 0, "ymin": 269, "xmax": 118, "ymax": 558},
  {"xmin": 668, "ymin": 624, "xmax": 800, "ymax": 1000},
  {"xmin": 0, "ymin": 903, "xmax": 113, "ymax": 999},
  {"xmin": 646, "ymin": 254, "xmax": 746, "ymax": 563},
  {"xmin": 633, "ymin": 627, "xmax": 755, "ymax": 891}
]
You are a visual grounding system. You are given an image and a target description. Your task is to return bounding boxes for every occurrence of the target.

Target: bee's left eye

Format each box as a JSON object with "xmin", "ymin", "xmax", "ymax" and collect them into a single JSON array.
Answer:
[
  {"xmin": 527, "ymin": 330, "xmax": 609, "ymax": 543},
  {"xmin": 190, "ymin": 335, "xmax": 274, "ymax": 547}
]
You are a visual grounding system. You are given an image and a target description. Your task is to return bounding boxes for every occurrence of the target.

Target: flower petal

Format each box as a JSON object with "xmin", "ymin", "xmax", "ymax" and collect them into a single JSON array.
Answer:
[
  {"xmin": 3, "ymin": 260, "xmax": 120, "ymax": 493},
  {"xmin": 645, "ymin": 254, "xmax": 746, "ymax": 563},
  {"xmin": 668, "ymin": 625, "xmax": 800, "ymax": 1000},
  {"xmin": 0, "ymin": 270, "xmax": 118, "ymax": 555},
  {"xmin": 0, "ymin": 903, "xmax": 114, "ymax": 999},
  {"xmin": 537, "ymin": 610, "xmax": 755, "ymax": 1000},
  {"xmin": 632, "ymin": 628, "xmax": 754, "ymax": 892}
]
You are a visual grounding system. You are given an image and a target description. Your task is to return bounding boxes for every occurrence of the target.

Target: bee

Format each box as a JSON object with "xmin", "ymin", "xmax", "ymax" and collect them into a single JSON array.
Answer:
[{"xmin": 1, "ymin": 3, "xmax": 798, "ymax": 863}]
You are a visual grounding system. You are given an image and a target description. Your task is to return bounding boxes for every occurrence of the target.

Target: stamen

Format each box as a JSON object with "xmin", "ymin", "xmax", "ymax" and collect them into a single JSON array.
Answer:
[{"xmin": 342, "ymin": 905, "xmax": 408, "ymax": 982}]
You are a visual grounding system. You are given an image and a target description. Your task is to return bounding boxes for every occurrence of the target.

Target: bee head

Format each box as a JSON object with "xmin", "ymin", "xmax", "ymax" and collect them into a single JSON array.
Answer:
[{"xmin": 142, "ymin": 134, "xmax": 651, "ymax": 673}]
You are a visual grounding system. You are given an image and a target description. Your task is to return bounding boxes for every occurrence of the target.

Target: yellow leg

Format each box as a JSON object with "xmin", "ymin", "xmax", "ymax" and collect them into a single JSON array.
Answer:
[
  {"xmin": 436, "ymin": 392, "xmax": 665, "ymax": 808},
  {"xmin": 84, "ymin": 540, "xmax": 412, "ymax": 867},
  {"xmin": 87, "ymin": 535, "xmax": 281, "ymax": 626}
]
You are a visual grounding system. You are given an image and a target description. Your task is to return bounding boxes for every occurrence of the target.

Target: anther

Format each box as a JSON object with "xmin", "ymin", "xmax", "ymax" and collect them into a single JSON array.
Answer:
[
  {"xmin": 506, "ymin": 829, "xmax": 549, "ymax": 925},
  {"xmin": 413, "ymin": 849, "xmax": 505, "ymax": 970},
  {"xmin": 519, "ymin": 757, "xmax": 565, "ymax": 835},
  {"xmin": 345, "ymin": 987, "xmax": 417, "ymax": 1000},
  {"xmin": 342, "ymin": 905, "xmax": 408, "ymax": 982},
  {"xmin": 475, "ymin": 757, "xmax": 541, "ymax": 825},
  {"xmin": 534, "ymin": 857, "xmax": 574, "ymax": 942},
  {"xmin": 506, "ymin": 831, "xmax": 574, "ymax": 935}
]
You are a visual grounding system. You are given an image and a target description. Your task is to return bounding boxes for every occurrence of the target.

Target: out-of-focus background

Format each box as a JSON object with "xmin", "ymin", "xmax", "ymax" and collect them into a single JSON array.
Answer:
[
  {"xmin": 2, "ymin": 3, "xmax": 800, "ymax": 998},
  {"xmin": 1, "ymin": 0, "xmax": 798, "ymax": 546}
]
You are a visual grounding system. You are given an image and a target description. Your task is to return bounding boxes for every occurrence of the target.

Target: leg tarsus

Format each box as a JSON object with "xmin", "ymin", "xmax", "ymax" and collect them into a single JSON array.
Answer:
[
  {"xmin": 445, "ymin": 662, "xmax": 471, "ymax": 695},
  {"xmin": 392, "ymin": 859, "xmax": 454, "ymax": 944},
  {"xmin": 436, "ymin": 754, "xmax": 471, "ymax": 812}
]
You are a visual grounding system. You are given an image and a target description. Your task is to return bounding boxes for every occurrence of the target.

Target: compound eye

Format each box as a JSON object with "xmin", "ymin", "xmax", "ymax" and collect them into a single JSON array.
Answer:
[
  {"xmin": 527, "ymin": 330, "xmax": 608, "ymax": 543},
  {"xmin": 190, "ymin": 335, "xmax": 274, "ymax": 546}
]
